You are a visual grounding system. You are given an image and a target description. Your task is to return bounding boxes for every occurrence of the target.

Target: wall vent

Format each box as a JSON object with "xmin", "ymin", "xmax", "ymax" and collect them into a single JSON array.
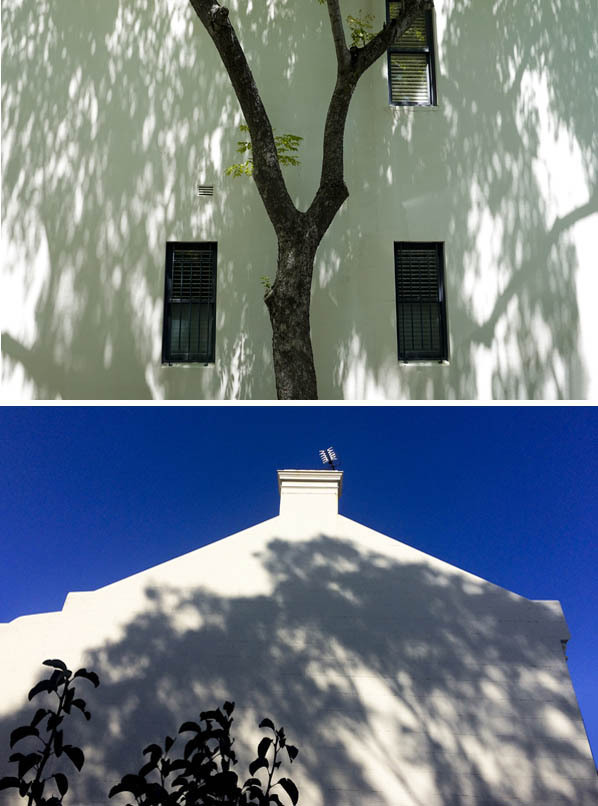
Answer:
[{"xmin": 197, "ymin": 184, "xmax": 214, "ymax": 197}]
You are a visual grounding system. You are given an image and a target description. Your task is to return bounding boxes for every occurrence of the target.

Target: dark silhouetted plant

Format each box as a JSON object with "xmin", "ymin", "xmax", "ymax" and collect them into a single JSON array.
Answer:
[
  {"xmin": 109, "ymin": 704, "xmax": 299, "ymax": 806},
  {"xmin": 0, "ymin": 659, "xmax": 99, "ymax": 806},
  {"xmin": 2, "ymin": 661, "xmax": 299, "ymax": 806}
]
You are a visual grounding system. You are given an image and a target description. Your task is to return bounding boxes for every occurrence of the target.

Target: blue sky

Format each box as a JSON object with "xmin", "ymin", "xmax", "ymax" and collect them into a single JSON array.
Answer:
[{"xmin": 1, "ymin": 405, "xmax": 596, "ymax": 763}]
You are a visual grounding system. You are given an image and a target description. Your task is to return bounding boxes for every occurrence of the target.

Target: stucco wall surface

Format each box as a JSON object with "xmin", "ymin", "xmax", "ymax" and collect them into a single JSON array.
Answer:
[
  {"xmin": 2, "ymin": 0, "xmax": 597, "ymax": 399},
  {"xmin": 1, "ymin": 478, "xmax": 596, "ymax": 804}
]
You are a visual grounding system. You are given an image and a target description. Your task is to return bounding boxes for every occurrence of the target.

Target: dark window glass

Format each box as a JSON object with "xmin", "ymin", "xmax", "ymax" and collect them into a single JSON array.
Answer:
[
  {"xmin": 162, "ymin": 242, "xmax": 217, "ymax": 363},
  {"xmin": 395, "ymin": 242, "xmax": 448, "ymax": 361},
  {"xmin": 387, "ymin": 1, "xmax": 437, "ymax": 106}
]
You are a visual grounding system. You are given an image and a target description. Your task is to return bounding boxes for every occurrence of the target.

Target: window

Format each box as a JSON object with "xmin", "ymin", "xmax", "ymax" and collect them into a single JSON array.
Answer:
[
  {"xmin": 387, "ymin": 1, "xmax": 437, "ymax": 106},
  {"xmin": 394, "ymin": 242, "xmax": 448, "ymax": 361},
  {"xmin": 162, "ymin": 242, "xmax": 217, "ymax": 364}
]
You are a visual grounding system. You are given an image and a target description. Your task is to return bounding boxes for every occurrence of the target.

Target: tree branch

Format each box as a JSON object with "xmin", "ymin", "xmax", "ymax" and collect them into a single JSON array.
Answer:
[
  {"xmin": 188, "ymin": 0, "xmax": 297, "ymax": 234},
  {"xmin": 325, "ymin": 0, "xmax": 349, "ymax": 68},
  {"xmin": 357, "ymin": 0, "xmax": 434, "ymax": 73},
  {"xmin": 307, "ymin": 0, "xmax": 434, "ymax": 234}
]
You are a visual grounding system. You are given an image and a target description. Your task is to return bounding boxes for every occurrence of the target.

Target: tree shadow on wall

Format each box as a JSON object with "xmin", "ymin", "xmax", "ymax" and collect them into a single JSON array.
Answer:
[
  {"xmin": 1, "ymin": 535, "xmax": 595, "ymax": 804},
  {"xmin": 316, "ymin": 0, "xmax": 598, "ymax": 399},
  {"xmin": 1, "ymin": 0, "xmax": 323, "ymax": 400}
]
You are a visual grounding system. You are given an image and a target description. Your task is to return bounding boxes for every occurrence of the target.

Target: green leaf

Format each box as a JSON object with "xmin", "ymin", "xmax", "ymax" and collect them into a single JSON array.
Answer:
[
  {"xmin": 10, "ymin": 725, "xmax": 39, "ymax": 748},
  {"xmin": 63, "ymin": 745, "xmax": 84, "ymax": 772},
  {"xmin": 248, "ymin": 757, "xmax": 268, "ymax": 777},
  {"xmin": 277, "ymin": 778, "xmax": 298, "ymax": 806},
  {"xmin": 42, "ymin": 659, "xmax": 67, "ymax": 672},
  {"xmin": 257, "ymin": 737, "xmax": 271, "ymax": 759},
  {"xmin": 53, "ymin": 773, "xmax": 68, "ymax": 797},
  {"xmin": 259, "ymin": 718, "xmax": 275, "ymax": 730}
]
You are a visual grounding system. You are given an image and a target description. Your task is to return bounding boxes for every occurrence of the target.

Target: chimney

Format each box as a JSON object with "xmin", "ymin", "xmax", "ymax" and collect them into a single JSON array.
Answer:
[{"xmin": 277, "ymin": 469, "xmax": 343, "ymax": 520}]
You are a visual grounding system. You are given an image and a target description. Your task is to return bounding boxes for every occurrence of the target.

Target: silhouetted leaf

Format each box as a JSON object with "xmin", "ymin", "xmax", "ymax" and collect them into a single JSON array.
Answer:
[
  {"xmin": 53, "ymin": 773, "xmax": 68, "ymax": 796},
  {"xmin": 139, "ymin": 760, "xmax": 157, "ymax": 779},
  {"xmin": 62, "ymin": 745, "xmax": 84, "ymax": 771},
  {"xmin": 45, "ymin": 797, "xmax": 62, "ymax": 806},
  {"xmin": 31, "ymin": 709, "xmax": 48, "ymax": 728},
  {"xmin": 10, "ymin": 725, "xmax": 39, "ymax": 747},
  {"xmin": 223, "ymin": 701, "xmax": 235, "ymax": 716},
  {"xmin": 277, "ymin": 778, "xmax": 298, "ymax": 805},
  {"xmin": 248, "ymin": 757, "xmax": 268, "ymax": 776},
  {"xmin": 17, "ymin": 752, "xmax": 41, "ymax": 779},
  {"xmin": 28, "ymin": 680, "xmax": 53, "ymax": 701},
  {"xmin": 142, "ymin": 743, "xmax": 162, "ymax": 758},
  {"xmin": 0, "ymin": 778, "xmax": 20, "ymax": 791},
  {"xmin": 53, "ymin": 730, "xmax": 63, "ymax": 757},
  {"xmin": 42, "ymin": 659, "xmax": 67, "ymax": 672},
  {"xmin": 247, "ymin": 784, "xmax": 264, "ymax": 797},
  {"xmin": 211, "ymin": 770, "xmax": 238, "ymax": 793},
  {"xmin": 109, "ymin": 775, "xmax": 144, "ymax": 798},
  {"xmin": 258, "ymin": 718, "xmax": 275, "ymax": 731},
  {"xmin": 164, "ymin": 735, "xmax": 175, "ymax": 753},
  {"xmin": 257, "ymin": 738, "xmax": 271, "ymax": 759},
  {"xmin": 179, "ymin": 721, "xmax": 202, "ymax": 734},
  {"xmin": 47, "ymin": 714, "xmax": 63, "ymax": 731},
  {"xmin": 73, "ymin": 669, "xmax": 99, "ymax": 688},
  {"xmin": 269, "ymin": 795, "xmax": 282, "ymax": 806},
  {"xmin": 285, "ymin": 745, "xmax": 298, "ymax": 762}
]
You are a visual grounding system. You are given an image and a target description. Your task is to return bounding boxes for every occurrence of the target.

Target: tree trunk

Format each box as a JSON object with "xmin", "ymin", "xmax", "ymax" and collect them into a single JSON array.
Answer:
[{"xmin": 266, "ymin": 237, "xmax": 319, "ymax": 400}]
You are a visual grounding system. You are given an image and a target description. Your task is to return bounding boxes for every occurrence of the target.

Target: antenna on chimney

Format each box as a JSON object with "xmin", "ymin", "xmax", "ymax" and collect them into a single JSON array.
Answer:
[{"xmin": 319, "ymin": 446, "xmax": 338, "ymax": 470}]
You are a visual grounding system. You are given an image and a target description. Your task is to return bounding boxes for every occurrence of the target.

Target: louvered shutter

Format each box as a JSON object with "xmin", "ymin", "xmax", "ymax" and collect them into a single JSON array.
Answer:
[
  {"xmin": 387, "ymin": 2, "xmax": 436, "ymax": 106},
  {"xmin": 162, "ymin": 242, "xmax": 217, "ymax": 363},
  {"xmin": 395, "ymin": 243, "xmax": 448, "ymax": 361}
]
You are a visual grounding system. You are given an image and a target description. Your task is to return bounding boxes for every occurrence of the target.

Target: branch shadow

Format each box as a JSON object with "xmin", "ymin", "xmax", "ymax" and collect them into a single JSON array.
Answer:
[
  {"xmin": 1, "ymin": 534, "xmax": 596, "ymax": 804},
  {"xmin": 2, "ymin": 0, "xmax": 597, "ymax": 398}
]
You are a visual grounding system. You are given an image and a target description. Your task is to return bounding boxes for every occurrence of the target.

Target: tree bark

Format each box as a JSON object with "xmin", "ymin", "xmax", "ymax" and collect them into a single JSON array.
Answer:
[
  {"xmin": 188, "ymin": 0, "xmax": 434, "ymax": 399},
  {"xmin": 266, "ymin": 231, "xmax": 319, "ymax": 400}
]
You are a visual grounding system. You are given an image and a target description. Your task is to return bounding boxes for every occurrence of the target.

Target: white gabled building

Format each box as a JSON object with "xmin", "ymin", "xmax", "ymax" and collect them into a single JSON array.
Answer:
[
  {"xmin": 1, "ymin": 471, "xmax": 596, "ymax": 805},
  {"xmin": 2, "ymin": 0, "xmax": 597, "ymax": 400}
]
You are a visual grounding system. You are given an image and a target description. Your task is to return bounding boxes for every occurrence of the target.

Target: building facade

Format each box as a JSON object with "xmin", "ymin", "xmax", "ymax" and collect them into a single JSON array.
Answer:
[
  {"xmin": 1, "ymin": 471, "xmax": 596, "ymax": 804},
  {"xmin": 2, "ymin": 0, "xmax": 597, "ymax": 399}
]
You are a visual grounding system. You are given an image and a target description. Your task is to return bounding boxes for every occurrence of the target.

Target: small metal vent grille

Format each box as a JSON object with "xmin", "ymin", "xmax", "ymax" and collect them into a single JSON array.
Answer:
[
  {"xmin": 395, "ymin": 242, "xmax": 448, "ymax": 362},
  {"xmin": 162, "ymin": 242, "xmax": 217, "ymax": 364},
  {"xmin": 197, "ymin": 184, "xmax": 214, "ymax": 196},
  {"xmin": 387, "ymin": 2, "xmax": 436, "ymax": 106}
]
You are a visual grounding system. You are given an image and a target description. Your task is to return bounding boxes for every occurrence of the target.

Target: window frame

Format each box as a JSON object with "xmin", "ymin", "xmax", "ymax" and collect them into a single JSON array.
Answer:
[
  {"xmin": 394, "ymin": 241, "xmax": 449, "ymax": 363},
  {"xmin": 162, "ymin": 241, "xmax": 218, "ymax": 365},
  {"xmin": 386, "ymin": 2, "xmax": 437, "ymax": 107}
]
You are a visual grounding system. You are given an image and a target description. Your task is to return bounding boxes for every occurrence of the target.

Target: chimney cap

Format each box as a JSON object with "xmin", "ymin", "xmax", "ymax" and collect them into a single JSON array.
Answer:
[
  {"xmin": 277, "ymin": 469, "xmax": 343, "ymax": 494},
  {"xmin": 277, "ymin": 469, "xmax": 343, "ymax": 517}
]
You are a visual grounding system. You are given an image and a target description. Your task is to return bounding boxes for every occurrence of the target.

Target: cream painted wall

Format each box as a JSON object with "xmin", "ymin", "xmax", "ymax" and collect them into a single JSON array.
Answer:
[
  {"xmin": 2, "ymin": 0, "xmax": 597, "ymax": 399},
  {"xmin": 1, "ymin": 471, "xmax": 596, "ymax": 804}
]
